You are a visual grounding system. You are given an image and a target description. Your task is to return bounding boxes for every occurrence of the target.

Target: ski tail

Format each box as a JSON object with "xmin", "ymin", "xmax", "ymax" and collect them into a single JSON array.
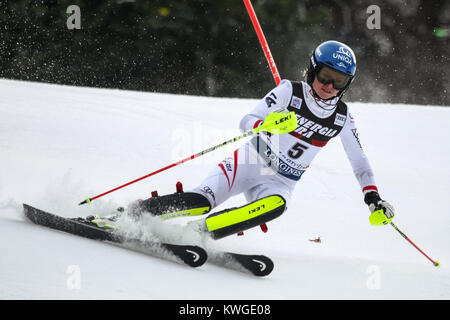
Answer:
[
  {"xmin": 229, "ymin": 253, "xmax": 274, "ymax": 277},
  {"xmin": 207, "ymin": 250, "xmax": 274, "ymax": 277}
]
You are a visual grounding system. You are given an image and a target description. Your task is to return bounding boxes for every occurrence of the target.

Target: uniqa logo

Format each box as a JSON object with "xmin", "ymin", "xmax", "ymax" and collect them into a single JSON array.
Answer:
[
  {"xmin": 337, "ymin": 46, "xmax": 352, "ymax": 57},
  {"xmin": 333, "ymin": 51, "xmax": 353, "ymax": 65}
]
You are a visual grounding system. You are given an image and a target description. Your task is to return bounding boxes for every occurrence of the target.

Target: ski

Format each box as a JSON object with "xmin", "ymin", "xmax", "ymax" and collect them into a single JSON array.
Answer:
[
  {"xmin": 206, "ymin": 249, "xmax": 274, "ymax": 277},
  {"xmin": 185, "ymin": 220, "xmax": 274, "ymax": 276},
  {"xmin": 22, "ymin": 204, "xmax": 207, "ymax": 268},
  {"xmin": 23, "ymin": 203, "xmax": 274, "ymax": 275}
]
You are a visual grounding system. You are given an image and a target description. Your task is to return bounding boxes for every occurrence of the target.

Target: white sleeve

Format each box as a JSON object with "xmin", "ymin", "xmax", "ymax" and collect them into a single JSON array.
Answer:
[
  {"xmin": 339, "ymin": 111, "xmax": 378, "ymax": 195},
  {"xmin": 239, "ymin": 79, "xmax": 293, "ymax": 132}
]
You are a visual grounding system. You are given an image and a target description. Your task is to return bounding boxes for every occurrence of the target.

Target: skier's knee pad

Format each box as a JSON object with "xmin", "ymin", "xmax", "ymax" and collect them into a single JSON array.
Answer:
[
  {"xmin": 137, "ymin": 192, "xmax": 211, "ymax": 219},
  {"xmin": 206, "ymin": 194, "xmax": 286, "ymax": 239}
]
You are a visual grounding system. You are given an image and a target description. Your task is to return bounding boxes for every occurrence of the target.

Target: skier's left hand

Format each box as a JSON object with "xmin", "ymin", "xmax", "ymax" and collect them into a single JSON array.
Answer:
[{"xmin": 364, "ymin": 191, "xmax": 395, "ymax": 226}]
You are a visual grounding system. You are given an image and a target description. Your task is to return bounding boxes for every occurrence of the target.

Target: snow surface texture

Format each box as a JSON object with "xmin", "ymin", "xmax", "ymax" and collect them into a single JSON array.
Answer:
[{"xmin": 0, "ymin": 79, "xmax": 449, "ymax": 299}]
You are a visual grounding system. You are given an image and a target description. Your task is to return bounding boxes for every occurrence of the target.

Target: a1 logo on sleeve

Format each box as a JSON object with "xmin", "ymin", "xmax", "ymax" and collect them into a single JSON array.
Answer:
[
  {"xmin": 265, "ymin": 92, "xmax": 277, "ymax": 108},
  {"xmin": 334, "ymin": 113, "xmax": 346, "ymax": 126}
]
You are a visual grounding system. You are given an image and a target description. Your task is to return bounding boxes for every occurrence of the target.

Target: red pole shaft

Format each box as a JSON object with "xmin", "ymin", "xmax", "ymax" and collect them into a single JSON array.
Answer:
[
  {"xmin": 404, "ymin": 236, "xmax": 438, "ymax": 266},
  {"xmin": 243, "ymin": 0, "xmax": 281, "ymax": 85},
  {"xmin": 79, "ymin": 129, "xmax": 256, "ymax": 205},
  {"xmin": 390, "ymin": 222, "xmax": 439, "ymax": 266},
  {"xmin": 88, "ymin": 155, "xmax": 196, "ymax": 203}
]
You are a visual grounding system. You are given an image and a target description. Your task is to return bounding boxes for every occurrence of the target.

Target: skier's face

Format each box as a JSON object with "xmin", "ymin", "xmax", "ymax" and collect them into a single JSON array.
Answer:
[
  {"xmin": 313, "ymin": 66, "xmax": 350, "ymax": 99},
  {"xmin": 312, "ymin": 77, "xmax": 339, "ymax": 100}
]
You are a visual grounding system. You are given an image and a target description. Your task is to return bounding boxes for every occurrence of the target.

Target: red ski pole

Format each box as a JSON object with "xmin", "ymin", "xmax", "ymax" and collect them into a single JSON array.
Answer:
[
  {"xmin": 78, "ymin": 132, "xmax": 253, "ymax": 205},
  {"xmin": 78, "ymin": 112, "xmax": 297, "ymax": 205},
  {"xmin": 243, "ymin": 0, "xmax": 281, "ymax": 85},
  {"xmin": 390, "ymin": 222, "xmax": 440, "ymax": 267}
]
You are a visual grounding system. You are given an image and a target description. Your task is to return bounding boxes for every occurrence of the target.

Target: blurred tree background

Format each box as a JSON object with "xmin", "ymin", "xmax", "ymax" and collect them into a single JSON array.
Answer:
[{"xmin": 0, "ymin": 0, "xmax": 449, "ymax": 105}]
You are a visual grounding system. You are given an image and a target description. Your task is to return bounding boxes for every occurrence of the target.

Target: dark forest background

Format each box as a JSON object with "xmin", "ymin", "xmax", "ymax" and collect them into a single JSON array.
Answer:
[{"xmin": 0, "ymin": 0, "xmax": 449, "ymax": 106}]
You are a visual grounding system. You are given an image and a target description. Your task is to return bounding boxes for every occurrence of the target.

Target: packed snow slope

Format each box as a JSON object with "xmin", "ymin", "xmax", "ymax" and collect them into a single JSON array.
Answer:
[{"xmin": 0, "ymin": 79, "xmax": 449, "ymax": 299}]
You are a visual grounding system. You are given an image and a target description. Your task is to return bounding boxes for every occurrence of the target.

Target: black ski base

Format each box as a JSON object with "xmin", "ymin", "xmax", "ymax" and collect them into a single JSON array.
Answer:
[{"xmin": 23, "ymin": 204, "xmax": 207, "ymax": 267}]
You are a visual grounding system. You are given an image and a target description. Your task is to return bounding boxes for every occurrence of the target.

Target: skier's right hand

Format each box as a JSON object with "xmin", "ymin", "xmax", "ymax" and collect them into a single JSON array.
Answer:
[
  {"xmin": 364, "ymin": 191, "xmax": 395, "ymax": 226},
  {"xmin": 256, "ymin": 111, "xmax": 297, "ymax": 135}
]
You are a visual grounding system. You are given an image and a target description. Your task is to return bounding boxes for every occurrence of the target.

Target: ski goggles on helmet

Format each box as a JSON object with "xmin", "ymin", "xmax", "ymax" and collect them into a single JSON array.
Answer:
[{"xmin": 316, "ymin": 65, "xmax": 352, "ymax": 90}]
